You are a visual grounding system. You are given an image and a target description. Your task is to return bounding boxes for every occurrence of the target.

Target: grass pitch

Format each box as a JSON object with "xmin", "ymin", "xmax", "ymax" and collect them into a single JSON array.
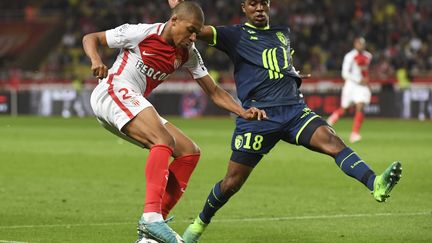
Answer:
[{"xmin": 0, "ymin": 116, "xmax": 431, "ymax": 242}]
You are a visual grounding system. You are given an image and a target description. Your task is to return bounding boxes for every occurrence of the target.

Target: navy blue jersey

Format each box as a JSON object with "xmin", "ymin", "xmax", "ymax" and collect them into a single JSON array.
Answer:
[{"xmin": 211, "ymin": 23, "xmax": 303, "ymax": 108}]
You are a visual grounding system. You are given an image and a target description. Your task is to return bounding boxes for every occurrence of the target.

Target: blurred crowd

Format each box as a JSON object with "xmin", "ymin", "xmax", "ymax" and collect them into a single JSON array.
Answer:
[{"xmin": 1, "ymin": 0, "xmax": 431, "ymax": 83}]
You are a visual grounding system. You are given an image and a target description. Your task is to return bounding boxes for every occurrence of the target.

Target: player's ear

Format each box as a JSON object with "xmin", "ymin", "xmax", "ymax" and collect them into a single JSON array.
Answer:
[
  {"xmin": 171, "ymin": 14, "xmax": 178, "ymax": 26},
  {"xmin": 241, "ymin": 1, "xmax": 246, "ymax": 14}
]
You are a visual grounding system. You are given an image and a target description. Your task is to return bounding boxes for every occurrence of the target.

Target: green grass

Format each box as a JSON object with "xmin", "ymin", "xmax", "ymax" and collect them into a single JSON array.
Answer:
[{"xmin": 0, "ymin": 116, "xmax": 431, "ymax": 242}]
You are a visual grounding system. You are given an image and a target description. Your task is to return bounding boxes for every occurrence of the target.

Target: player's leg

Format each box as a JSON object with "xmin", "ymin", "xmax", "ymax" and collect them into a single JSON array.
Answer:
[
  {"xmin": 91, "ymin": 82, "xmax": 183, "ymax": 242},
  {"xmin": 123, "ymin": 108, "xmax": 184, "ymax": 243},
  {"xmin": 300, "ymin": 119, "xmax": 402, "ymax": 202},
  {"xmin": 161, "ymin": 122, "xmax": 201, "ymax": 219},
  {"xmin": 203, "ymin": 157, "xmax": 257, "ymax": 219},
  {"xmin": 349, "ymin": 84, "xmax": 371, "ymax": 143},
  {"xmin": 327, "ymin": 107, "xmax": 346, "ymax": 126},
  {"xmin": 350, "ymin": 102, "xmax": 365, "ymax": 143},
  {"xmin": 327, "ymin": 85, "xmax": 350, "ymax": 126},
  {"xmin": 183, "ymin": 118, "xmax": 278, "ymax": 243},
  {"xmin": 183, "ymin": 157, "xmax": 257, "ymax": 243}
]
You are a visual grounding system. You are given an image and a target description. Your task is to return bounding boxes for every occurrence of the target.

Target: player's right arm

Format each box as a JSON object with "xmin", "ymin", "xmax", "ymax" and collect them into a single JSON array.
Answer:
[
  {"xmin": 82, "ymin": 32, "xmax": 109, "ymax": 79},
  {"xmin": 196, "ymin": 74, "xmax": 267, "ymax": 120}
]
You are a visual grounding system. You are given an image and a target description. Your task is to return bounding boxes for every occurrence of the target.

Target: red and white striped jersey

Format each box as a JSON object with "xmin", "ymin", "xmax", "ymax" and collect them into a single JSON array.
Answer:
[
  {"xmin": 341, "ymin": 49, "xmax": 372, "ymax": 84},
  {"xmin": 105, "ymin": 22, "xmax": 208, "ymax": 96}
]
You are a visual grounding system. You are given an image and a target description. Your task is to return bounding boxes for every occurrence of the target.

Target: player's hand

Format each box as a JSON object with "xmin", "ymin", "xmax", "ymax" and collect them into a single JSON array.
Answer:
[
  {"xmin": 168, "ymin": 0, "xmax": 184, "ymax": 9},
  {"xmin": 297, "ymin": 70, "xmax": 311, "ymax": 79},
  {"xmin": 240, "ymin": 107, "xmax": 267, "ymax": 121},
  {"xmin": 91, "ymin": 61, "xmax": 108, "ymax": 79},
  {"xmin": 360, "ymin": 77, "xmax": 369, "ymax": 86},
  {"xmin": 300, "ymin": 73, "xmax": 311, "ymax": 79}
]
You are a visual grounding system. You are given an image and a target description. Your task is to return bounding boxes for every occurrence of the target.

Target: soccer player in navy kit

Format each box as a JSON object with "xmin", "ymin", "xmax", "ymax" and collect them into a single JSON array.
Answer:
[{"xmin": 178, "ymin": 1, "xmax": 403, "ymax": 242}]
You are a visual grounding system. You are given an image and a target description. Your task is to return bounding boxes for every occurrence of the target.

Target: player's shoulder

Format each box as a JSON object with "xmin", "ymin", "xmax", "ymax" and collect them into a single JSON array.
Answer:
[
  {"xmin": 345, "ymin": 49, "xmax": 357, "ymax": 57},
  {"xmin": 364, "ymin": 50, "xmax": 373, "ymax": 58},
  {"xmin": 213, "ymin": 24, "xmax": 242, "ymax": 32},
  {"xmin": 135, "ymin": 22, "xmax": 165, "ymax": 33},
  {"xmin": 111, "ymin": 22, "xmax": 164, "ymax": 36},
  {"xmin": 187, "ymin": 43, "xmax": 198, "ymax": 52},
  {"xmin": 183, "ymin": 43, "xmax": 201, "ymax": 60},
  {"xmin": 269, "ymin": 25, "xmax": 290, "ymax": 32}
]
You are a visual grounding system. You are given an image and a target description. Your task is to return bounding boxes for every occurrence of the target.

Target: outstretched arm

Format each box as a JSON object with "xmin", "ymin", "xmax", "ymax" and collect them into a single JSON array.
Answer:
[
  {"xmin": 82, "ymin": 32, "xmax": 109, "ymax": 79},
  {"xmin": 197, "ymin": 25, "xmax": 215, "ymax": 45},
  {"xmin": 195, "ymin": 75, "xmax": 267, "ymax": 120}
]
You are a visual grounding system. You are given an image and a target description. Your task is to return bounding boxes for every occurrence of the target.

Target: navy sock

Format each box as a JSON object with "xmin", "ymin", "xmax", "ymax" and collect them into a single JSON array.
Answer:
[
  {"xmin": 199, "ymin": 181, "xmax": 230, "ymax": 224},
  {"xmin": 335, "ymin": 147, "xmax": 376, "ymax": 191}
]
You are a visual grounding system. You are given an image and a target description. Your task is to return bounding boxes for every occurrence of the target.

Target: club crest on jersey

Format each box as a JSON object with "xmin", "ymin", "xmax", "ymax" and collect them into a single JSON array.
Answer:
[
  {"xmin": 234, "ymin": 135, "xmax": 244, "ymax": 149},
  {"xmin": 276, "ymin": 32, "xmax": 287, "ymax": 46}
]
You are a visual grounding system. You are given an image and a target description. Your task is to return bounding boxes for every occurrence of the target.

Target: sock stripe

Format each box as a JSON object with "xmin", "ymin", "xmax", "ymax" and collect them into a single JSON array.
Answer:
[
  {"xmin": 212, "ymin": 187, "xmax": 224, "ymax": 203},
  {"xmin": 339, "ymin": 152, "xmax": 356, "ymax": 168}
]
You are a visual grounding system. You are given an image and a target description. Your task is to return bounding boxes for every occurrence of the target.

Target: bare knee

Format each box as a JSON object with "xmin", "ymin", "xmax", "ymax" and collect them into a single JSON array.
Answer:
[
  {"xmin": 124, "ymin": 123, "xmax": 175, "ymax": 149},
  {"xmin": 184, "ymin": 141, "xmax": 200, "ymax": 155},
  {"xmin": 220, "ymin": 175, "xmax": 246, "ymax": 197},
  {"xmin": 219, "ymin": 161, "xmax": 254, "ymax": 197},
  {"xmin": 173, "ymin": 139, "xmax": 201, "ymax": 158},
  {"xmin": 152, "ymin": 131, "xmax": 176, "ymax": 149},
  {"xmin": 325, "ymin": 133, "xmax": 346, "ymax": 157},
  {"xmin": 309, "ymin": 126, "xmax": 347, "ymax": 157}
]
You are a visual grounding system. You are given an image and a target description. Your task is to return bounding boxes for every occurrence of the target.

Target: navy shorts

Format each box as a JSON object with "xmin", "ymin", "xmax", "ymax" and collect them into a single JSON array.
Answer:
[{"xmin": 230, "ymin": 103, "xmax": 327, "ymax": 167}]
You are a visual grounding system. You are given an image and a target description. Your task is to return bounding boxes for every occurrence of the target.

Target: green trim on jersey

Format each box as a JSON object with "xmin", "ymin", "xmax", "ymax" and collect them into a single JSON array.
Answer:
[
  {"xmin": 209, "ymin": 26, "xmax": 217, "ymax": 46},
  {"xmin": 295, "ymin": 115, "xmax": 320, "ymax": 144},
  {"xmin": 245, "ymin": 22, "xmax": 270, "ymax": 30}
]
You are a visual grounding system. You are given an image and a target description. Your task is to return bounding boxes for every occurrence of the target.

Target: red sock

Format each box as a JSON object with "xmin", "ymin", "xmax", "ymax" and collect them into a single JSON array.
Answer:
[
  {"xmin": 352, "ymin": 111, "xmax": 364, "ymax": 134},
  {"xmin": 161, "ymin": 153, "xmax": 200, "ymax": 219},
  {"xmin": 335, "ymin": 107, "xmax": 345, "ymax": 117},
  {"xmin": 328, "ymin": 108, "xmax": 345, "ymax": 124},
  {"xmin": 144, "ymin": 144, "xmax": 173, "ymax": 213}
]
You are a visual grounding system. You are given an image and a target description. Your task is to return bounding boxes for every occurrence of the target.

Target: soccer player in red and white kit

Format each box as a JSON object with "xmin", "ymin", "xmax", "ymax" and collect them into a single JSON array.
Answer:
[
  {"xmin": 327, "ymin": 37, "xmax": 373, "ymax": 143},
  {"xmin": 82, "ymin": 2, "xmax": 266, "ymax": 243}
]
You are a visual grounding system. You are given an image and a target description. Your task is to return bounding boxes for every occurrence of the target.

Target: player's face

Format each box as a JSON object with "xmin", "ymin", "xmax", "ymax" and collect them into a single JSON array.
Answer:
[
  {"xmin": 354, "ymin": 38, "xmax": 366, "ymax": 52},
  {"xmin": 242, "ymin": 0, "xmax": 270, "ymax": 27},
  {"xmin": 171, "ymin": 15, "xmax": 203, "ymax": 48}
]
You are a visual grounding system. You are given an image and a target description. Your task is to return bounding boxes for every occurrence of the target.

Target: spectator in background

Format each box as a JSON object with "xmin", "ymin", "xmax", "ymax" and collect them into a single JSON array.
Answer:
[
  {"xmin": 396, "ymin": 60, "xmax": 412, "ymax": 119},
  {"xmin": 1, "ymin": 0, "xmax": 432, "ymax": 84},
  {"xmin": 373, "ymin": 54, "xmax": 395, "ymax": 92},
  {"xmin": 327, "ymin": 37, "xmax": 373, "ymax": 143}
]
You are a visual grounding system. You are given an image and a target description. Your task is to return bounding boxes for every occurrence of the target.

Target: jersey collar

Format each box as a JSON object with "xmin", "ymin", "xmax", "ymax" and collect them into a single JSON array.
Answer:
[
  {"xmin": 158, "ymin": 23, "xmax": 167, "ymax": 35},
  {"xmin": 245, "ymin": 22, "xmax": 270, "ymax": 30}
]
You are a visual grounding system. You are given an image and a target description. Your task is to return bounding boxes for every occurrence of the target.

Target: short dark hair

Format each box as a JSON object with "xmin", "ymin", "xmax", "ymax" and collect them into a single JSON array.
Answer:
[{"xmin": 172, "ymin": 1, "xmax": 204, "ymax": 22}]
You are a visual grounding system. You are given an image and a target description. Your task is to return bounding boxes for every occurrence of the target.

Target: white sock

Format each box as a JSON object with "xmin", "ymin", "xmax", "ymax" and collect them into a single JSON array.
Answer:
[{"xmin": 142, "ymin": 212, "xmax": 164, "ymax": 223}]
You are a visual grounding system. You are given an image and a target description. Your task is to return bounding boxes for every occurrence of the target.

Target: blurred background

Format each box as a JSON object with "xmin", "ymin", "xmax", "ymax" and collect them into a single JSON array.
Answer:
[{"xmin": 0, "ymin": 0, "xmax": 431, "ymax": 120}]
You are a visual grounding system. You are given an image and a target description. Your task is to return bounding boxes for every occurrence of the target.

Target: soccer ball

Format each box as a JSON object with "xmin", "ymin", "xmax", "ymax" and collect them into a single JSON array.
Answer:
[{"xmin": 136, "ymin": 238, "xmax": 159, "ymax": 243}]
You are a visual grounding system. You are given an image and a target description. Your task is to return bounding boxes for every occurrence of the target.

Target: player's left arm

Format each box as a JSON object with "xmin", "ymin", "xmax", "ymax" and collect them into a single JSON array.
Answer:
[
  {"xmin": 184, "ymin": 44, "xmax": 265, "ymax": 120},
  {"xmin": 195, "ymin": 75, "xmax": 267, "ymax": 120}
]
